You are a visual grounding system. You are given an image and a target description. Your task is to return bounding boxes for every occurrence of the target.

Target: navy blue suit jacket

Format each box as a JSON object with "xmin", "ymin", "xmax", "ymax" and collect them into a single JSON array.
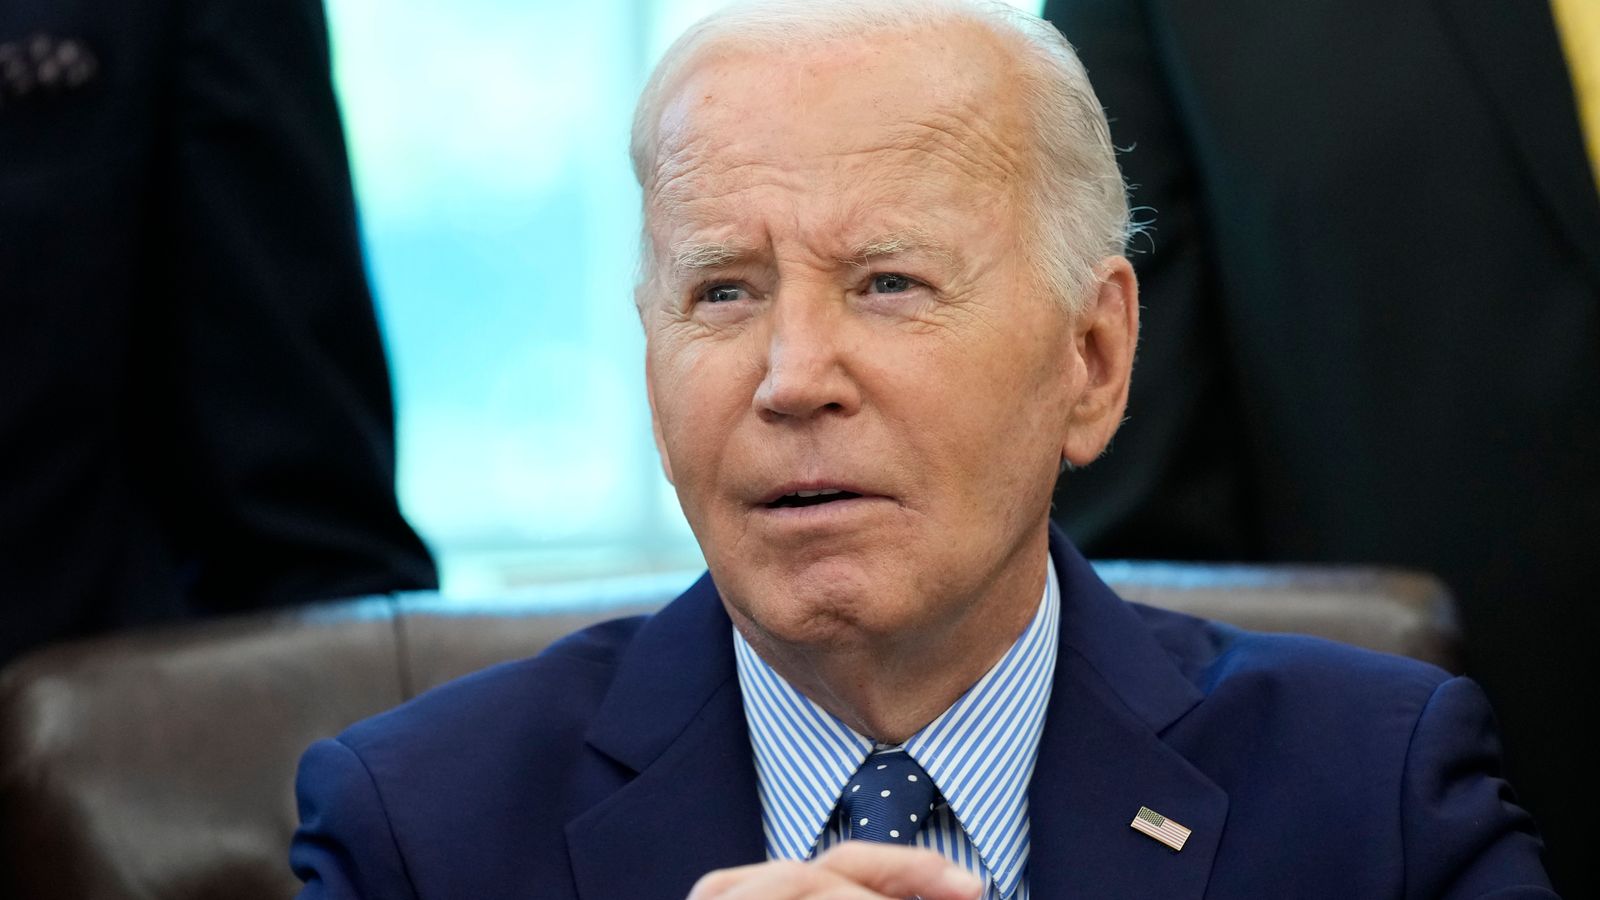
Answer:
[{"xmin": 291, "ymin": 529, "xmax": 1553, "ymax": 898}]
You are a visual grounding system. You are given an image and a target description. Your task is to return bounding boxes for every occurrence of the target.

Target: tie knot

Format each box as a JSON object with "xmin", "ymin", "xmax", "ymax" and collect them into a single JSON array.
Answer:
[{"xmin": 838, "ymin": 750, "xmax": 938, "ymax": 845}]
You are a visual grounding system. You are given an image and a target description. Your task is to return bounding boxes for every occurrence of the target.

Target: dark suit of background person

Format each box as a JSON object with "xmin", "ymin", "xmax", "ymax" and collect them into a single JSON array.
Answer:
[
  {"xmin": 0, "ymin": 0, "xmax": 437, "ymax": 666},
  {"xmin": 1041, "ymin": 0, "xmax": 1600, "ymax": 893}
]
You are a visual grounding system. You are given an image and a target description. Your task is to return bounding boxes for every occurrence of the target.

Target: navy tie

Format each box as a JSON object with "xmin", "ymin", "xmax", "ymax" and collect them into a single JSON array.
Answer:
[{"xmin": 839, "ymin": 749, "xmax": 938, "ymax": 844}]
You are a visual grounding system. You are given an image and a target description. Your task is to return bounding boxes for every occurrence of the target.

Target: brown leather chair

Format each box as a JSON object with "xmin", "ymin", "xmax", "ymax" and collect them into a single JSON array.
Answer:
[{"xmin": 0, "ymin": 564, "xmax": 1460, "ymax": 900}]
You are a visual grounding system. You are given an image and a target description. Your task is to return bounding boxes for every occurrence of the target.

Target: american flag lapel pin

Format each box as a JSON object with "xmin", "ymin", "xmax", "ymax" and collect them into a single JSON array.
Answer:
[{"xmin": 1130, "ymin": 806, "xmax": 1192, "ymax": 851}]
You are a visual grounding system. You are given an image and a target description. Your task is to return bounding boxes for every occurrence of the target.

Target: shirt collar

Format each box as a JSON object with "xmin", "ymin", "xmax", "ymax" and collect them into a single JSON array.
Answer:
[{"xmin": 733, "ymin": 559, "xmax": 1060, "ymax": 898}]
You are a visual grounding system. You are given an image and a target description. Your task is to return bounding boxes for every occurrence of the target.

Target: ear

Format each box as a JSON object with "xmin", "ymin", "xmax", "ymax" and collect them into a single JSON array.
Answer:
[
  {"xmin": 644, "ymin": 350, "xmax": 676, "ymax": 485},
  {"xmin": 1062, "ymin": 256, "xmax": 1139, "ymax": 467},
  {"xmin": 633, "ymin": 282, "xmax": 651, "ymax": 325}
]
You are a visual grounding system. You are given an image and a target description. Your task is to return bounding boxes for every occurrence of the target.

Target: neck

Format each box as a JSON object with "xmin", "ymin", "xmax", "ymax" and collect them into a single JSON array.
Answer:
[{"xmin": 738, "ymin": 531, "xmax": 1051, "ymax": 745}]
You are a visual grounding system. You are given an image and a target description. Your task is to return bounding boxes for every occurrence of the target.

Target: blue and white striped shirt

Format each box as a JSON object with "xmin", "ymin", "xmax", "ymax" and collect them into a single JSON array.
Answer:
[{"xmin": 732, "ymin": 561, "xmax": 1060, "ymax": 899}]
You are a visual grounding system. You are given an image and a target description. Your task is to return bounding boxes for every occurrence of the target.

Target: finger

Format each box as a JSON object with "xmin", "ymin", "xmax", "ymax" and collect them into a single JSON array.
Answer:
[
  {"xmin": 688, "ymin": 859, "xmax": 890, "ymax": 900},
  {"xmin": 688, "ymin": 860, "xmax": 803, "ymax": 900},
  {"xmin": 814, "ymin": 842, "xmax": 986, "ymax": 900},
  {"xmin": 802, "ymin": 887, "xmax": 898, "ymax": 900}
]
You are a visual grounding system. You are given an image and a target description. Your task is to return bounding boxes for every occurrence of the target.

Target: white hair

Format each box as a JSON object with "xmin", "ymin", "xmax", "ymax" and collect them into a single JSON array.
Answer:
[{"xmin": 629, "ymin": 0, "xmax": 1132, "ymax": 315}]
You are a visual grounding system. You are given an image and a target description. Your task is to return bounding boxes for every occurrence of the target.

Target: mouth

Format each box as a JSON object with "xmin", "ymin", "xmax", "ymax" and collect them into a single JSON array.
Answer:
[{"xmin": 762, "ymin": 488, "xmax": 865, "ymax": 510}]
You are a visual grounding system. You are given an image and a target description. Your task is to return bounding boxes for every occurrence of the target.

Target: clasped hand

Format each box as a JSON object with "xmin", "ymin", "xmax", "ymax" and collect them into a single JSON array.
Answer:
[{"xmin": 688, "ymin": 843, "xmax": 986, "ymax": 900}]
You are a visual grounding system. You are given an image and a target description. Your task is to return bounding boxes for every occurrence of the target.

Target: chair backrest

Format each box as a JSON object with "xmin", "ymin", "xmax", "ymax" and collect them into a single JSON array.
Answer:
[{"xmin": 0, "ymin": 563, "xmax": 1459, "ymax": 900}]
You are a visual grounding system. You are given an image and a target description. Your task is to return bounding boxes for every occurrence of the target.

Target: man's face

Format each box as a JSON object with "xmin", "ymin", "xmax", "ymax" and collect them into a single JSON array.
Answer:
[{"xmin": 641, "ymin": 30, "xmax": 1085, "ymax": 653}]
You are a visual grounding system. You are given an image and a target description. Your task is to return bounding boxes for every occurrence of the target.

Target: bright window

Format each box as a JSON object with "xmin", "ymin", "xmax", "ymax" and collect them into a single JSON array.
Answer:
[{"xmin": 325, "ymin": 0, "xmax": 1044, "ymax": 597}]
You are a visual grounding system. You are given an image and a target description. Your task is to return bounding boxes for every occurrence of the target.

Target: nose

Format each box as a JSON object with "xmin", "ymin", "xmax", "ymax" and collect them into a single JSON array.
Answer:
[{"xmin": 752, "ymin": 288, "xmax": 861, "ymax": 422}]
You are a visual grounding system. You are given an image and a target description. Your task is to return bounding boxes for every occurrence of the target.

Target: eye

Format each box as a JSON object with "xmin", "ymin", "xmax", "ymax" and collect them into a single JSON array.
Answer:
[
  {"xmin": 699, "ymin": 283, "xmax": 748, "ymax": 304},
  {"xmin": 868, "ymin": 273, "xmax": 917, "ymax": 294}
]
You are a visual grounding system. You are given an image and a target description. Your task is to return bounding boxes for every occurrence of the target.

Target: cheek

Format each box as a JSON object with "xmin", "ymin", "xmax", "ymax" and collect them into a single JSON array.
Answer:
[
  {"xmin": 921, "ymin": 327, "xmax": 1068, "ymax": 493},
  {"xmin": 649, "ymin": 340, "xmax": 748, "ymax": 490}
]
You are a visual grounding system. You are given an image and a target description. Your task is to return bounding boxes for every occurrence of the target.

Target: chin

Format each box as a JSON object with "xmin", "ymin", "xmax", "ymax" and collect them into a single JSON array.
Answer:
[{"xmin": 718, "ymin": 554, "xmax": 910, "ymax": 648}]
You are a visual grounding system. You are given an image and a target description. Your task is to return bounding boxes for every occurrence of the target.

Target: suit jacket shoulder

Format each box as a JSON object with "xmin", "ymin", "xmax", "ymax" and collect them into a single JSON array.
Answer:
[
  {"xmin": 1132, "ymin": 598, "xmax": 1451, "ymax": 695},
  {"xmin": 342, "ymin": 611, "xmax": 649, "ymax": 757},
  {"xmin": 294, "ymin": 574, "xmax": 762, "ymax": 900},
  {"xmin": 297, "ymin": 613, "xmax": 653, "ymax": 899},
  {"xmin": 1025, "ymin": 535, "xmax": 1551, "ymax": 899}
]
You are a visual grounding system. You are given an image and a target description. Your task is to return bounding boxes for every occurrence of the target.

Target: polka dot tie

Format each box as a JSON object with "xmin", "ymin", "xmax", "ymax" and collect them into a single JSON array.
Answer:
[{"xmin": 839, "ymin": 749, "xmax": 938, "ymax": 845}]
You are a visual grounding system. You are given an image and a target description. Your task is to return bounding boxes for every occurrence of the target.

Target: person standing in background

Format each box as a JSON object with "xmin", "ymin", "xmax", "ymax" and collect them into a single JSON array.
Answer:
[
  {"xmin": 0, "ymin": 0, "xmax": 437, "ymax": 665},
  {"xmin": 1043, "ymin": 1, "xmax": 1599, "ymax": 893}
]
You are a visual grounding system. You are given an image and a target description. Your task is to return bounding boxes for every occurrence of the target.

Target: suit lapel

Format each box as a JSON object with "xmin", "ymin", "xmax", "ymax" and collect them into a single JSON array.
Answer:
[
  {"xmin": 1433, "ymin": 0, "xmax": 1600, "ymax": 290},
  {"xmin": 565, "ymin": 575, "xmax": 766, "ymax": 900},
  {"xmin": 1028, "ymin": 531, "xmax": 1228, "ymax": 899}
]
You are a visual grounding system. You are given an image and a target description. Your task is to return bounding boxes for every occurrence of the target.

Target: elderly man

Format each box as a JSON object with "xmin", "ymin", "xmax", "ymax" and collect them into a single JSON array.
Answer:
[{"xmin": 290, "ymin": 1, "xmax": 1552, "ymax": 897}]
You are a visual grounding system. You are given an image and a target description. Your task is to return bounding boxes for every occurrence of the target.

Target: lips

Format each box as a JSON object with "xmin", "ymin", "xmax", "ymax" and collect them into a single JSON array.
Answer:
[
  {"xmin": 765, "ymin": 488, "xmax": 864, "ymax": 509},
  {"xmin": 757, "ymin": 482, "xmax": 879, "ymax": 509}
]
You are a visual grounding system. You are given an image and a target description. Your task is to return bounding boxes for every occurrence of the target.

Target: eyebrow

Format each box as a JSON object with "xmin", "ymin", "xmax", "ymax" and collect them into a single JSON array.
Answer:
[
  {"xmin": 670, "ymin": 241, "xmax": 756, "ymax": 277},
  {"xmin": 667, "ymin": 230, "xmax": 959, "ymax": 278},
  {"xmin": 839, "ymin": 230, "xmax": 957, "ymax": 269}
]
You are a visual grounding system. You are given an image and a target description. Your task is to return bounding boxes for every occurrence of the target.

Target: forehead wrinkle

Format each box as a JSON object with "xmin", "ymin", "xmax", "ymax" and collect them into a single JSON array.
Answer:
[
  {"xmin": 650, "ymin": 165, "xmax": 784, "ymax": 228},
  {"xmin": 651, "ymin": 93, "xmax": 1025, "ymax": 214},
  {"xmin": 654, "ymin": 97, "xmax": 1022, "ymax": 198},
  {"xmin": 881, "ymin": 110, "xmax": 1027, "ymax": 193}
]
